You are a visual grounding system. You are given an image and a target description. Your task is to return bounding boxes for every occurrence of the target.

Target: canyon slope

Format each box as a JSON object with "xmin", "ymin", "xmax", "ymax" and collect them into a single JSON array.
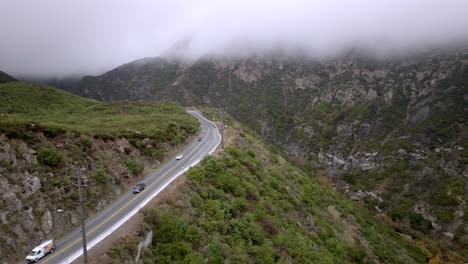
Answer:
[{"xmin": 75, "ymin": 49, "xmax": 467, "ymax": 256}]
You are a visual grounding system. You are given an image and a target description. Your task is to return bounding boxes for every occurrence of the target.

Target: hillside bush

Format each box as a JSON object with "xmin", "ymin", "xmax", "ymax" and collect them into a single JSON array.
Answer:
[
  {"xmin": 107, "ymin": 145, "xmax": 426, "ymax": 263},
  {"xmin": 409, "ymin": 213, "xmax": 432, "ymax": 232},
  {"xmin": 94, "ymin": 168, "xmax": 110, "ymax": 184},
  {"xmin": 80, "ymin": 137, "xmax": 92, "ymax": 151},
  {"xmin": 43, "ymin": 126, "xmax": 66, "ymax": 137},
  {"xmin": 37, "ymin": 148, "xmax": 63, "ymax": 166},
  {"xmin": 124, "ymin": 158, "xmax": 144, "ymax": 175}
]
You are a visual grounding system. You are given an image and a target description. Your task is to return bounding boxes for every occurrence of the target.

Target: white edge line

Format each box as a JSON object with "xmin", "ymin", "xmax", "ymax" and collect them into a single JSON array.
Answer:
[{"xmin": 60, "ymin": 114, "xmax": 221, "ymax": 264}]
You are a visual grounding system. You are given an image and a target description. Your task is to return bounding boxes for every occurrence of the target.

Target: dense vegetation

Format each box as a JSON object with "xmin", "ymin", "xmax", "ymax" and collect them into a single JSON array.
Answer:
[{"xmin": 110, "ymin": 124, "xmax": 426, "ymax": 263}]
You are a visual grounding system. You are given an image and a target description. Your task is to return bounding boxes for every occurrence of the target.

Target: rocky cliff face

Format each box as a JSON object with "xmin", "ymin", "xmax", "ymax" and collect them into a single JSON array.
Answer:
[
  {"xmin": 0, "ymin": 130, "xmax": 181, "ymax": 261},
  {"xmin": 76, "ymin": 49, "xmax": 468, "ymax": 251}
]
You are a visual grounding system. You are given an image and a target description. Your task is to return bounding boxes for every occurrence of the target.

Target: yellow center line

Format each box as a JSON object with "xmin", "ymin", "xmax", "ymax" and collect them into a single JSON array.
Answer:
[{"xmin": 42, "ymin": 138, "xmax": 206, "ymax": 263}]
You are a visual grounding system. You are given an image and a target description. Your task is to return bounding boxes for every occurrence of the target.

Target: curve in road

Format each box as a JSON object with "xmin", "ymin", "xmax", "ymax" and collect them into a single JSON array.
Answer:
[{"xmin": 35, "ymin": 111, "xmax": 220, "ymax": 264}]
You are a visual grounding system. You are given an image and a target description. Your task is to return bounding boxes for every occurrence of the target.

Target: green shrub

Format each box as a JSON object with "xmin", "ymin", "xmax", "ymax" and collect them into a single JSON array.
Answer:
[
  {"xmin": 435, "ymin": 209, "xmax": 454, "ymax": 224},
  {"xmin": 207, "ymin": 242, "xmax": 224, "ymax": 264},
  {"xmin": 251, "ymin": 244, "xmax": 275, "ymax": 264},
  {"xmin": 246, "ymin": 149, "xmax": 256, "ymax": 158},
  {"xmin": 80, "ymin": 137, "xmax": 92, "ymax": 150},
  {"xmin": 37, "ymin": 148, "xmax": 63, "ymax": 166},
  {"xmin": 135, "ymin": 146, "xmax": 426, "ymax": 263},
  {"xmin": 151, "ymin": 149, "xmax": 165, "ymax": 161},
  {"xmin": 129, "ymin": 139, "xmax": 144, "ymax": 150},
  {"xmin": 390, "ymin": 208, "xmax": 406, "ymax": 221},
  {"xmin": 348, "ymin": 248, "xmax": 367, "ymax": 262},
  {"xmin": 149, "ymin": 128, "xmax": 166, "ymax": 142},
  {"xmin": 343, "ymin": 173, "xmax": 357, "ymax": 185},
  {"xmin": 67, "ymin": 191, "xmax": 79, "ymax": 201},
  {"xmin": 0, "ymin": 160, "xmax": 13, "ymax": 171},
  {"xmin": 43, "ymin": 126, "xmax": 66, "ymax": 137},
  {"xmin": 409, "ymin": 213, "xmax": 432, "ymax": 232},
  {"xmin": 124, "ymin": 158, "xmax": 144, "ymax": 175},
  {"xmin": 95, "ymin": 168, "xmax": 110, "ymax": 184}
]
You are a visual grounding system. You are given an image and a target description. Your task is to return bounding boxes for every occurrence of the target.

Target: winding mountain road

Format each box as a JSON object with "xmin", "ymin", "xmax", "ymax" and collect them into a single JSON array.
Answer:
[{"xmin": 36, "ymin": 111, "xmax": 220, "ymax": 264}]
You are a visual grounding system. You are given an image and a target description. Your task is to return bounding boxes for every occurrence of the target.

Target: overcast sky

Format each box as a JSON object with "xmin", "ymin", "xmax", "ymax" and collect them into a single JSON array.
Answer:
[{"xmin": 1, "ymin": 0, "xmax": 468, "ymax": 77}]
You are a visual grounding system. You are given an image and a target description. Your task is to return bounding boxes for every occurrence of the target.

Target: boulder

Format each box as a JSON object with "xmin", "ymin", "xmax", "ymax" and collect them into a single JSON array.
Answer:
[
  {"xmin": 2, "ymin": 192, "xmax": 22, "ymax": 211},
  {"xmin": 30, "ymin": 176, "xmax": 41, "ymax": 193},
  {"xmin": 41, "ymin": 210, "xmax": 53, "ymax": 234}
]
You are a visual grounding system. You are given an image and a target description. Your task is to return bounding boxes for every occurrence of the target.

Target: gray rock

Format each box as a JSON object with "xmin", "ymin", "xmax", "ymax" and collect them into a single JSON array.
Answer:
[
  {"xmin": 0, "ymin": 140, "xmax": 16, "ymax": 163},
  {"xmin": 5, "ymin": 236, "xmax": 15, "ymax": 248},
  {"xmin": 0, "ymin": 210, "xmax": 8, "ymax": 225},
  {"xmin": 22, "ymin": 148, "xmax": 38, "ymax": 165},
  {"xmin": 2, "ymin": 192, "xmax": 22, "ymax": 211},
  {"xmin": 41, "ymin": 210, "xmax": 53, "ymax": 234},
  {"xmin": 410, "ymin": 105, "xmax": 430, "ymax": 124},
  {"xmin": 95, "ymin": 199, "xmax": 107, "ymax": 211},
  {"xmin": 71, "ymin": 214, "xmax": 79, "ymax": 226},
  {"xmin": 443, "ymin": 232, "xmax": 454, "ymax": 238},
  {"xmin": 30, "ymin": 176, "xmax": 41, "ymax": 193},
  {"xmin": 347, "ymin": 190, "xmax": 383, "ymax": 203},
  {"xmin": 23, "ymin": 217, "xmax": 37, "ymax": 234},
  {"xmin": 349, "ymin": 154, "xmax": 378, "ymax": 171}
]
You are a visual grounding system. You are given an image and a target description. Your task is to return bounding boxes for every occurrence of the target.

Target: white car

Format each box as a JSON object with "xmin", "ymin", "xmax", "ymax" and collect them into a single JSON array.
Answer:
[{"xmin": 176, "ymin": 154, "xmax": 184, "ymax": 160}]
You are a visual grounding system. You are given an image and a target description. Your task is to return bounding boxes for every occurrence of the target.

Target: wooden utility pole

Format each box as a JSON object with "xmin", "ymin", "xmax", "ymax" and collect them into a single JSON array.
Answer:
[
  {"xmin": 77, "ymin": 169, "xmax": 88, "ymax": 263},
  {"xmin": 221, "ymin": 101, "xmax": 224, "ymax": 149}
]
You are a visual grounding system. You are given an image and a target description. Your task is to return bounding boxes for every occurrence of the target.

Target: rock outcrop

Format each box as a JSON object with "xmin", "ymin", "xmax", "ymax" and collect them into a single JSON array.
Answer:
[{"xmin": 0, "ymin": 131, "xmax": 178, "ymax": 261}]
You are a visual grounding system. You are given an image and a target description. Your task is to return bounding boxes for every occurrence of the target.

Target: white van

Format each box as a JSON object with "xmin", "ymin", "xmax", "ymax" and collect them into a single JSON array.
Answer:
[{"xmin": 26, "ymin": 239, "xmax": 56, "ymax": 263}]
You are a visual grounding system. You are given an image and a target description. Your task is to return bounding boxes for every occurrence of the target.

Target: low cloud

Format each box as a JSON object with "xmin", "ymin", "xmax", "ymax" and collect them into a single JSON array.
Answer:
[{"xmin": 1, "ymin": 0, "xmax": 467, "ymax": 76}]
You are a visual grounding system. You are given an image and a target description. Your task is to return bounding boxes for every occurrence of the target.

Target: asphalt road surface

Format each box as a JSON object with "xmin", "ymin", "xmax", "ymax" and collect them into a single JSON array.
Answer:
[{"xmin": 34, "ymin": 111, "xmax": 220, "ymax": 264}]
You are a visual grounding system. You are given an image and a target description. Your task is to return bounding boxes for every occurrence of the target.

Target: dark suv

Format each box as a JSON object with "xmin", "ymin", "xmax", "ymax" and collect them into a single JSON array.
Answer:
[{"xmin": 133, "ymin": 183, "xmax": 146, "ymax": 194}]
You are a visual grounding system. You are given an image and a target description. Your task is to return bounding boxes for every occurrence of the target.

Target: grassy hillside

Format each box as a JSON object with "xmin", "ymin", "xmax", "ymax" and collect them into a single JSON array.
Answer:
[
  {"xmin": 0, "ymin": 82, "xmax": 199, "ymax": 261},
  {"xmin": 0, "ymin": 82, "xmax": 198, "ymax": 138},
  {"xmin": 108, "ymin": 120, "xmax": 430, "ymax": 264}
]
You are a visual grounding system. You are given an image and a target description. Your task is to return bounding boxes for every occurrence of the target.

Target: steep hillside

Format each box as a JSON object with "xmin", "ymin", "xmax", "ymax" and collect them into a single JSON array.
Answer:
[
  {"xmin": 0, "ymin": 70, "xmax": 18, "ymax": 83},
  {"xmin": 0, "ymin": 82, "xmax": 198, "ymax": 261},
  {"xmin": 107, "ymin": 119, "xmax": 430, "ymax": 263},
  {"xmin": 75, "ymin": 49, "xmax": 468, "ymax": 254},
  {"xmin": 78, "ymin": 57, "xmax": 180, "ymax": 101}
]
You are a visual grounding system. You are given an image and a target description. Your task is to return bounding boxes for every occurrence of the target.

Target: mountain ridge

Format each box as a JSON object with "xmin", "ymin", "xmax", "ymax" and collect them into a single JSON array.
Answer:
[
  {"xmin": 72, "ymin": 49, "xmax": 467, "ymax": 255},
  {"xmin": 0, "ymin": 70, "xmax": 18, "ymax": 83}
]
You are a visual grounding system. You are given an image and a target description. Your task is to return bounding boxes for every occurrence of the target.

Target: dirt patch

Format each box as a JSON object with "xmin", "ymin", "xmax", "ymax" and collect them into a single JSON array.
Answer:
[{"xmin": 75, "ymin": 176, "xmax": 188, "ymax": 264}]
